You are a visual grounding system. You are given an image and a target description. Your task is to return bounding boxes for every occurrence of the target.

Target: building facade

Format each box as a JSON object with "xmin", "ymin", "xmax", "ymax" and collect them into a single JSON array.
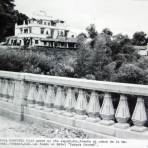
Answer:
[{"xmin": 6, "ymin": 17, "xmax": 78, "ymax": 49}]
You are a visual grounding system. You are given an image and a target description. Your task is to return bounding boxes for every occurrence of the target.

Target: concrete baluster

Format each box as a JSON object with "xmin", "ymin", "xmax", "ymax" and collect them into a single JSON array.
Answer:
[
  {"xmin": 13, "ymin": 80, "xmax": 25, "ymax": 105},
  {"xmin": 13, "ymin": 80, "xmax": 21, "ymax": 104},
  {"xmin": 115, "ymin": 95, "xmax": 130, "ymax": 129},
  {"xmin": 36, "ymin": 84, "xmax": 46, "ymax": 110},
  {"xmin": 131, "ymin": 97, "xmax": 147, "ymax": 132},
  {"xmin": 11, "ymin": 79, "xmax": 26, "ymax": 121},
  {"xmin": 27, "ymin": 84, "xmax": 37, "ymax": 108},
  {"xmin": 100, "ymin": 93, "xmax": 115, "ymax": 125},
  {"xmin": 44, "ymin": 85, "xmax": 55, "ymax": 111},
  {"xmin": 0, "ymin": 79, "xmax": 2, "ymax": 100},
  {"xmin": 1, "ymin": 79, "xmax": 8, "ymax": 101},
  {"xmin": 75, "ymin": 89, "xmax": 87, "ymax": 120},
  {"xmin": 23, "ymin": 82, "xmax": 30, "ymax": 107},
  {"xmin": 0, "ymin": 79, "xmax": 3, "ymax": 100},
  {"xmin": 2, "ymin": 79, "xmax": 9, "ymax": 101},
  {"xmin": 0, "ymin": 79, "xmax": 3, "ymax": 101},
  {"xmin": 7, "ymin": 80, "xmax": 15, "ymax": 103},
  {"xmin": 54, "ymin": 86, "xmax": 65, "ymax": 114},
  {"xmin": 86, "ymin": 91, "xmax": 100, "ymax": 122},
  {"xmin": 64, "ymin": 88, "xmax": 76, "ymax": 117}
]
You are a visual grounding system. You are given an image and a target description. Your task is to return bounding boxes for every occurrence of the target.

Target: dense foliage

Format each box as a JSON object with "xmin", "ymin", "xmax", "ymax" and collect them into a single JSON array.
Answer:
[
  {"xmin": 0, "ymin": 47, "xmax": 77, "ymax": 77},
  {"xmin": 132, "ymin": 31, "xmax": 148, "ymax": 46},
  {"xmin": 74, "ymin": 25, "xmax": 148, "ymax": 84},
  {"xmin": 0, "ymin": 0, "xmax": 28, "ymax": 41}
]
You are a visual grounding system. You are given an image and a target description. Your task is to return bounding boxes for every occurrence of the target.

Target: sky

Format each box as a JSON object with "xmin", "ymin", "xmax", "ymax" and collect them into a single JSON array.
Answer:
[{"xmin": 14, "ymin": 0, "xmax": 148, "ymax": 37}]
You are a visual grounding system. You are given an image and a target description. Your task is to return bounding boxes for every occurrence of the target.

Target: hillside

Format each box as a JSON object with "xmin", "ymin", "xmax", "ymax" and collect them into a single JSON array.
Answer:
[{"xmin": 0, "ymin": 46, "xmax": 78, "ymax": 77}]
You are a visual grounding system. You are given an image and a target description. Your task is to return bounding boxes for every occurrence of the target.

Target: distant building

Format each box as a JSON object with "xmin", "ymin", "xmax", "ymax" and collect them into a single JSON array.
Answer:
[
  {"xmin": 5, "ymin": 16, "xmax": 78, "ymax": 49},
  {"xmin": 133, "ymin": 45, "xmax": 148, "ymax": 56}
]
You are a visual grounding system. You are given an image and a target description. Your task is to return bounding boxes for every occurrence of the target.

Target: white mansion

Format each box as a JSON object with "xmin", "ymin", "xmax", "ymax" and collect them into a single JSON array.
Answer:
[{"xmin": 6, "ymin": 16, "xmax": 78, "ymax": 49}]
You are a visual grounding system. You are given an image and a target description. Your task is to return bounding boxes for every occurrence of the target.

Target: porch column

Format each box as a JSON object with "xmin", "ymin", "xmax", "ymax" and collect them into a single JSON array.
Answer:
[
  {"xmin": 53, "ymin": 42, "xmax": 55, "ymax": 47},
  {"xmin": 66, "ymin": 43, "xmax": 69, "ymax": 48}
]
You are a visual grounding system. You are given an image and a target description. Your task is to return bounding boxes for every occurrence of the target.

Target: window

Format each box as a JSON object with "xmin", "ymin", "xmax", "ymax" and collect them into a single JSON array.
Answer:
[
  {"xmin": 40, "ymin": 28, "xmax": 45, "ymax": 34},
  {"xmin": 64, "ymin": 30, "xmax": 69, "ymax": 37},
  {"xmin": 29, "ymin": 27, "xmax": 32, "ymax": 33},
  {"xmin": 20, "ymin": 28, "xmax": 23, "ymax": 34},
  {"xmin": 44, "ymin": 22, "xmax": 46, "ymax": 25},
  {"xmin": 11, "ymin": 40, "xmax": 13, "ymax": 44},
  {"xmin": 61, "ymin": 31, "xmax": 64, "ymax": 37},
  {"xmin": 50, "ymin": 29, "xmax": 54, "ymax": 38},
  {"xmin": 48, "ymin": 22, "xmax": 50, "ymax": 26},
  {"xmin": 24, "ymin": 29, "xmax": 28, "ymax": 33},
  {"xmin": 51, "ymin": 21, "xmax": 56, "ymax": 26},
  {"xmin": 38, "ymin": 20, "xmax": 43, "ymax": 24},
  {"xmin": 44, "ymin": 42, "xmax": 47, "ymax": 46},
  {"xmin": 35, "ymin": 40, "xmax": 38, "ymax": 44}
]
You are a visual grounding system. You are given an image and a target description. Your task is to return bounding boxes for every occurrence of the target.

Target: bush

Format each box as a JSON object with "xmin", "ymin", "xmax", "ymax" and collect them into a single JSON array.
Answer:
[
  {"xmin": 113, "ymin": 64, "xmax": 146, "ymax": 84},
  {"xmin": 0, "ymin": 47, "xmax": 76, "ymax": 76}
]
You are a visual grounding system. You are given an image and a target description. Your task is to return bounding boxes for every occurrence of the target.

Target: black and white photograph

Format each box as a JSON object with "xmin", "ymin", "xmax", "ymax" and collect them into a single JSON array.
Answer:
[{"xmin": 0, "ymin": 0, "xmax": 148, "ymax": 147}]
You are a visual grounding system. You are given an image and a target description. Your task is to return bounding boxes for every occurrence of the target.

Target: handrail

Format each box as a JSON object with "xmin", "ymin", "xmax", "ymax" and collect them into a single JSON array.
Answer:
[{"xmin": 0, "ymin": 70, "xmax": 147, "ymax": 96}]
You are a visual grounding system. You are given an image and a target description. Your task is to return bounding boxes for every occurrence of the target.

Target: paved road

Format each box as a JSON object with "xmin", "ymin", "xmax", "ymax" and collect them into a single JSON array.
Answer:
[
  {"xmin": 0, "ymin": 116, "xmax": 88, "ymax": 138},
  {"xmin": 0, "ymin": 116, "xmax": 42, "ymax": 137},
  {"xmin": 0, "ymin": 116, "xmax": 90, "ymax": 148}
]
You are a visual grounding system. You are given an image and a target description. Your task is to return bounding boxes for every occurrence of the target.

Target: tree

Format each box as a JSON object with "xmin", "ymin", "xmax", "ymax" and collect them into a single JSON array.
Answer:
[
  {"xmin": 91, "ymin": 34, "xmax": 112, "ymax": 80},
  {"xmin": 113, "ymin": 64, "xmax": 146, "ymax": 84},
  {"xmin": 112, "ymin": 34, "xmax": 131, "ymax": 45},
  {"xmin": 0, "ymin": 0, "xmax": 15, "ymax": 11},
  {"xmin": 136, "ymin": 56, "xmax": 148, "ymax": 70},
  {"xmin": 76, "ymin": 32, "xmax": 87, "ymax": 48},
  {"xmin": 75, "ymin": 32, "xmax": 113, "ymax": 80},
  {"xmin": 86, "ymin": 24, "xmax": 98, "ymax": 48},
  {"xmin": 110, "ymin": 33, "xmax": 138, "ymax": 63},
  {"xmin": 86, "ymin": 24, "xmax": 98, "ymax": 39},
  {"xmin": 102, "ymin": 28, "xmax": 113, "ymax": 36},
  {"xmin": 14, "ymin": 10, "xmax": 28, "ymax": 25},
  {"xmin": 0, "ymin": 0, "xmax": 28, "ymax": 41},
  {"xmin": 75, "ymin": 45, "xmax": 93, "ymax": 78},
  {"xmin": 0, "ymin": 0, "xmax": 15, "ymax": 41},
  {"xmin": 132, "ymin": 31, "xmax": 147, "ymax": 46}
]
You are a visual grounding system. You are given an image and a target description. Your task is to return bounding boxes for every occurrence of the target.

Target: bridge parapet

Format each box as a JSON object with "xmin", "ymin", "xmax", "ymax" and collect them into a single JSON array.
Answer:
[{"xmin": 0, "ymin": 70, "xmax": 148, "ymax": 138}]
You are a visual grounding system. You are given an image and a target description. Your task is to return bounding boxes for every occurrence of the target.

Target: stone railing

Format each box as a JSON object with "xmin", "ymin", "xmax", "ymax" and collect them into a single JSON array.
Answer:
[{"xmin": 0, "ymin": 70, "xmax": 148, "ymax": 138}]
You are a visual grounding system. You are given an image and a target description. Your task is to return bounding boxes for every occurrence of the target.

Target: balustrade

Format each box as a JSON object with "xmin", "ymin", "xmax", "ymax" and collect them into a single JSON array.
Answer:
[{"xmin": 0, "ymin": 71, "xmax": 148, "ymax": 136}]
